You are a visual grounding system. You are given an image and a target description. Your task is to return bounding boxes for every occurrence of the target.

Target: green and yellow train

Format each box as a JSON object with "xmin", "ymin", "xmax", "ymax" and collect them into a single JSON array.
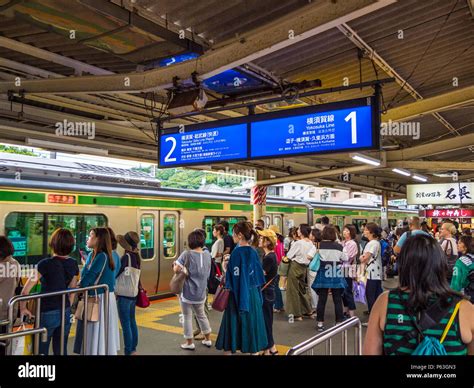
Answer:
[{"xmin": 0, "ymin": 175, "xmax": 415, "ymax": 297}]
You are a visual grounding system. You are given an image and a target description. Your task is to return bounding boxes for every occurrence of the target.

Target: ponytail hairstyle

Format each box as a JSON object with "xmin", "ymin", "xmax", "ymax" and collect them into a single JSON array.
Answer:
[
  {"xmin": 91, "ymin": 227, "xmax": 115, "ymax": 270},
  {"xmin": 233, "ymin": 221, "xmax": 258, "ymax": 243}
]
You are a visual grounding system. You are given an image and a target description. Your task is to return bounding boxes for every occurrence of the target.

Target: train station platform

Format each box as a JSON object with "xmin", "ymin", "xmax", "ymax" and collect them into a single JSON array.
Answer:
[{"xmin": 65, "ymin": 278, "xmax": 397, "ymax": 356}]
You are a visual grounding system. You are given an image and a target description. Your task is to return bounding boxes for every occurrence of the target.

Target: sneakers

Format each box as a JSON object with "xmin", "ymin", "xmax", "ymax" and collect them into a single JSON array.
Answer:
[
  {"xmin": 180, "ymin": 343, "xmax": 195, "ymax": 350},
  {"xmin": 202, "ymin": 339, "xmax": 212, "ymax": 348},
  {"xmin": 316, "ymin": 322, "xmax": 325, "ymax": 332},
  {"xmin": 361, "ymin": 322, "xmax": 369, "ymax": 327}
]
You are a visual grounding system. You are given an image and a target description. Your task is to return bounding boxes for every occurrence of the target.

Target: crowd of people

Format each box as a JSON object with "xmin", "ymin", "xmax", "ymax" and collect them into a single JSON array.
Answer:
[
  {"xmin": 0, "ymin": 227, "xmax": 142, "ymax": 355},
  {"xmin": 0, "ymin": 214, "xmax": 473, "ymax": 356}
]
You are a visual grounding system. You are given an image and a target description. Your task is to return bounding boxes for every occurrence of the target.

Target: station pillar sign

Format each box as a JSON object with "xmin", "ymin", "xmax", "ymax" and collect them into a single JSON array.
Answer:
[{"xmin": 251, "ymin": 185, "xmax": 267, "ymax": 226}]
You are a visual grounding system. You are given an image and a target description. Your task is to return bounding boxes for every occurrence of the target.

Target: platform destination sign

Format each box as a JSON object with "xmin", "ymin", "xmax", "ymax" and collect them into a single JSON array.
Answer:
[
  {"xmin": 159, "ymin": 123, "xmax": 248, "ymax": 167},
  {"xmin": 250, "ymin": 97, "xmax": 377, "ymax": 159},
  {"xmin": 158, "ymin": 97, "xmax": 379, "ymax": 168},
  {"xmin": 407, "ymin": 182, "xmax": 474, "ymax": 205}
]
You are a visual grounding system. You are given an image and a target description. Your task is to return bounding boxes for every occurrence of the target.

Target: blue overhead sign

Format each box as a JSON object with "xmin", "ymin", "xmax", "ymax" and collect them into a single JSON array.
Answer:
[
  {"xmin": 159, "ymin": 123, "xmax": 248, "ymax": 167},
  {"xmin": 158, "ymin": 97, "xmax": 379, "ymax": 168},
  {"xmin": 250, "ymin": 102, "xmax": 375, "ymax": 158}
]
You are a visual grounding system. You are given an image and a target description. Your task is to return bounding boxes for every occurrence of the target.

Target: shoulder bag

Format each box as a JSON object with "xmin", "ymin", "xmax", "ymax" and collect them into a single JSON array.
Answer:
[
  {"xmin": 115, "ymin": 253, "xmax": 141, "ymax": 298},
  {"xmin": 74, "ymin": 255, "xmax": 107, "ymax": 322},
  {"xmin": 169, "ymin": 252, "xmax": 190, "ymax": 295}
]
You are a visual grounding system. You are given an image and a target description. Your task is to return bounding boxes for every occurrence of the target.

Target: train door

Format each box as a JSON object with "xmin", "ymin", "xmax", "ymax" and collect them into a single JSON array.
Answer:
[
  {"xmin": 138, "ymin": 210, "xmax": 180, "ymax": 295},
  {"xmin": 158, "ymin": 211, "xmax": 179, "ymax": 293},
  {"xmin": 272, "ymin": 214, "xmax": 284, "ymax": 234},
  {"xmin": 138, "ymin": 211, "xmax": 159, "ymax": 294}
]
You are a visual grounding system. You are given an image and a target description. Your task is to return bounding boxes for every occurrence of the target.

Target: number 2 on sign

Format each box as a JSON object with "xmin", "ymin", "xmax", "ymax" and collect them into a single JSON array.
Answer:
[
  {"xmin": 344, "ymin": 111, "xmax": 357, "ymax": 144},
  {"xmin": 164, "ymin": 137, "xmax": 177, "ymax": 162}
]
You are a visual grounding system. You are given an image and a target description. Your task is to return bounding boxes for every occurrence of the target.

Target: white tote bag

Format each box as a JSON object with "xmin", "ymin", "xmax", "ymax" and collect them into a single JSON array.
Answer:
[{"xmin": 115, "ymin": 253, "xmax": 141, "ymax": 298}]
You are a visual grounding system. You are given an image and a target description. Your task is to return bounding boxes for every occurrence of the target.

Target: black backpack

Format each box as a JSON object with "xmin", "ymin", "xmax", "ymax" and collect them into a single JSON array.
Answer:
[
  {"xmin": 441, "ymin": 239, "xmax": 458, "ymax": 281},
  {"xmin": 207, "ymin": 257, "xmax": 222, "ymax": 295}
]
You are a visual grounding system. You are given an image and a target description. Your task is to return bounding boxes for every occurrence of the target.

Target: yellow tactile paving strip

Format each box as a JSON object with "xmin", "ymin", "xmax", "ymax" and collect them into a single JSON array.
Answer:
[
  {"xmin": 137, "ymin": 297, "xmax": 290, "ymax": 355},
  {"xmin": 67, "ymin": 296, "xmax": 290, "ymax": 354}
]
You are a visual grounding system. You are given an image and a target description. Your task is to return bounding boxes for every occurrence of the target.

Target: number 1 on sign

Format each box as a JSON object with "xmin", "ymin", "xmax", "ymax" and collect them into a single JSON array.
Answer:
[{"xmin": 345, "ymin": 111, "xmax": 357, "ymax": 144}]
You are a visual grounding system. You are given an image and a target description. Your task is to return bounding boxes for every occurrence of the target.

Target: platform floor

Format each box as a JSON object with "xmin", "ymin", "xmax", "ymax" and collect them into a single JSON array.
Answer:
[{"xmin": 66, "ymin": 278, "xmax": 398, "ymax": 355}]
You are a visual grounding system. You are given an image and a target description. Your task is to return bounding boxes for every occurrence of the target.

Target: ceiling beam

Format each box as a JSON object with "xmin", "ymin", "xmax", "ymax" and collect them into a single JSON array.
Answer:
[
  {"xmin": 382, "ymin": 86, "xmax": 474, "ymax": 122},
  {"xmin": 338, "ymin": 23, "xmax": 462, "ymax": 138},
  {"xmin": 0, "ymin": 0, "xmax": 395, "ymax": 94},
  {"xmin": 78, "ymin": 0, "xmax": 204, "ymax": 54},
  {"xmin": 387, "ymin": 132, "xmax": 474, "ymax": 160},
  {"xmin": 386, "ymin": 161, "xmax": 474, "ymax": 171},
  {"xmin": 256, "ymin": 165, "xmax": 380, "ymax": 185}
]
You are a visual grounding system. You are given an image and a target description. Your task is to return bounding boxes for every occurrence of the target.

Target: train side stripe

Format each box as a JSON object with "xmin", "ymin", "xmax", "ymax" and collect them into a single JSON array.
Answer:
[
  {"xmin": 0, "ymin": 190, "xmax": 45, "ymax": 203},
  {"xmin": 77, "ymin": 195, "xmax": 224, "ymax": 210}
]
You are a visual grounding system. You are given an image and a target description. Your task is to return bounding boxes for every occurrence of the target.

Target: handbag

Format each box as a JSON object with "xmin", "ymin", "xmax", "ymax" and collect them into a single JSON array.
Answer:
[
  {"xmin": 115, "ymin": 253, "xmax": 141, "ymax": 298},
  {"xmin": 277, "ymin": 256, "xmax": 290, "ymax": 276},
  {"xmin": 11, "ymin": 324, "xmax": 34, "ymax": 356},
  {"xmin": 309, "ymin": 250, "xmax": 321, "ymax": 272},
  {"xmin": 353, "ymin": 280, "xmax": 367, "ymax": 305},
  {"xmin": 75, "ymin": 255, "xmax": 107, "ymax": 322},
  {"xmin": 211, "ymin": 279, "xmax": 230, "ymax": 312},
  {"xmin": 136, "ymin": 286, "xmax": 150, "ymax": 308},
  {"xmin": 169, "ymin": 252, "xmax": 190, "ymax": 295}
]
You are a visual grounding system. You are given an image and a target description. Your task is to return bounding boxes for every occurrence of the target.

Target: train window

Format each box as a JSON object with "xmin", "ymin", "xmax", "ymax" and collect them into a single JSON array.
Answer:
[
  {"xmin": 5, "ymin": 212, "xmax": 107, "ymax": 265},
  {"xmin": 163, "ymin": 214, "xmax": 177, "ymax": 259},
  {"xmin": 201, "ymin": 216, "xmax": 247, "ymax": 249},
  {"xmin": 140, "ymin": 214, "xmax": 155, "ymax": 260},
  {"xmin": 263, "ymin": 216, "xmax": 271, "ymax": 229},
  {"xmin": 352, "ymin": 219, "xmax": 367, "ymax": 234}
]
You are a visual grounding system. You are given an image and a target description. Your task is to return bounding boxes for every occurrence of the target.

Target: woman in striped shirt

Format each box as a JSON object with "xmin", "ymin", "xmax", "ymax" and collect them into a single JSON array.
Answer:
[{"xmin": 364, "ymin": 234, "xmax": 474, "ymax": 355}]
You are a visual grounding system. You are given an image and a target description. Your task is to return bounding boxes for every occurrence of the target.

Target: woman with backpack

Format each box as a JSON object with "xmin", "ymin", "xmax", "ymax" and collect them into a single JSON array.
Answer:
[
  {"xmin": 20, "ymin": 229, "xmax": 79, "ymax": 355},
  {"xmin": 174, "ymin": 230, "xmax": 212, "ymax": 351},
  {"xmin": 451, "ymin": 235, "xmax": 474, "ymax": 302},
  {"xmin": 364, "ymin": 234, "xmax": 474, "ymax": 355},
  {"xmin": 439, "ymin": 222, "xmax": 459, "ymax": 281},
  {"xmin": 115, "ymin": 232, "xmax": 141, "ymax": 355},
  {"xmin": 312, "ymin": 226, "xmax": 349, "ymax": 331}
]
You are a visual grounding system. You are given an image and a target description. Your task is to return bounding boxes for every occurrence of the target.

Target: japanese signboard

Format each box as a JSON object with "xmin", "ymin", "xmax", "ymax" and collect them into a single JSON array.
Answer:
[
  {"xmin": 250, "ymin": 101, "xmax": 375, "ymax": 158},
  {"xmin": 421, "ymin": 209, "xmax": 474, "ymax": 218},
  {"xmin": 159, "ymin": 123, "xmax": 248, "ymax": 167},
  {"xmin": 158, "ymin": 97, "xmax": 379, "ymax": 168},
  {"xmin": 407, "ymin": 182, "xmax": 474, "ymax": 205}
]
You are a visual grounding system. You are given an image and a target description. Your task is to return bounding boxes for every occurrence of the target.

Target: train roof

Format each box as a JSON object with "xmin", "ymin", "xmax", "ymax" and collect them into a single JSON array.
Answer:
[{"xmin": 0, "ymin": 153, "xmax": 416, "ymax": 213}]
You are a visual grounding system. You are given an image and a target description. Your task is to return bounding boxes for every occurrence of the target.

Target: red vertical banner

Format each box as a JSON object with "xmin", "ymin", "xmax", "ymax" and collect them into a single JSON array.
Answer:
[{"xmin": 251, "ymin": 185, "xmax": 267, "ymax": 205}]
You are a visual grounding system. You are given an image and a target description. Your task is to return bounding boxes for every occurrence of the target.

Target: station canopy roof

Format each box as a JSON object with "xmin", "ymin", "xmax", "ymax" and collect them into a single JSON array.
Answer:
[{"xmin": 0, "ymin": 0, "xmax": 473, "ymax": 198}]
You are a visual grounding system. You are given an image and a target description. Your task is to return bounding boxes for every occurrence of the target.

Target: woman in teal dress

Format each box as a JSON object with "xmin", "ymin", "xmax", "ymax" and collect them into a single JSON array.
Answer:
[{"xmin": 216, "ymin": 221, "xmax": 268, "ymax": 354}]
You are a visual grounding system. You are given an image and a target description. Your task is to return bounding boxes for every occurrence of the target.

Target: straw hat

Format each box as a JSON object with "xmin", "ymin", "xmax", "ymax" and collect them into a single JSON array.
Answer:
[
  {"xmin": 257, "ymin": 229, "xmax": 277, "ymax": 245},
  {"xmin": 117, "ymin": 231, "xmax": 140, "ymax": 251}
]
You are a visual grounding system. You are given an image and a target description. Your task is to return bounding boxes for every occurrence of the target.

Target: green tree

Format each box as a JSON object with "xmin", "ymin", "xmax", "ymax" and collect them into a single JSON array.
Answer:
[{"xmin": 0, "ymin": 145, "xmax": 36, "ymax": 156}]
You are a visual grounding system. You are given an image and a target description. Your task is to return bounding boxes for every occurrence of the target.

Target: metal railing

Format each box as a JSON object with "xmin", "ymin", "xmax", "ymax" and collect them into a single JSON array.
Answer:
[
  {"xmin": 5, "ymin": 284, "xmax": 109, "ymax": 355},
  {"xmin": 286, "ymin": 317, "xmax": 363, "ymax": 355},
  {"xmin": 0, "ymin": 328, "xmax": 48, "ymax": 350}
]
